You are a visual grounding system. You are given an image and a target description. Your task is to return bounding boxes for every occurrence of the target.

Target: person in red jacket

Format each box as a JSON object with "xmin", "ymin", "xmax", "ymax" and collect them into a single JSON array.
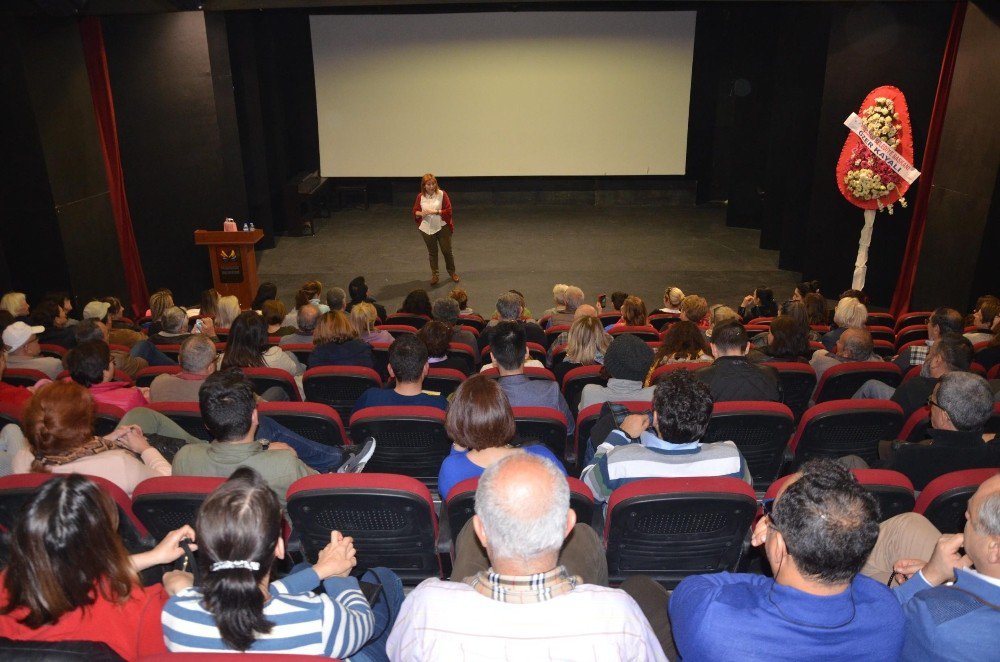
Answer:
[{"xmin": 412, "ymin": 173, "xmax": 459, "ymax": 286}]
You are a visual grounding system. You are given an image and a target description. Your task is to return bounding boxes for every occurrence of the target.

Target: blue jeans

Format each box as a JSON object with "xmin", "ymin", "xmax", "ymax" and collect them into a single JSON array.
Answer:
[
  {"xmin": 129, "ymin": 339, "xmax": 176, "ymax": 367},
  {"xmin": 257, "ymin": 416, "xmax": 343, "ymax": 472},
  {"xmin": 852, "ymin": 379, "xmax": 896, "ymax": 400},
  {"xmin": 344, "ymin": 568, "xmax": 405, "ymax": 662}
]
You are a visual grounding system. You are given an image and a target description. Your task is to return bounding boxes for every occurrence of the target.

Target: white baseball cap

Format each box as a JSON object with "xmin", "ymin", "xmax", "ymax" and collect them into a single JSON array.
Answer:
[{"xmin": 2, "ymin": 321, "xmax": 45, "ymax": 353}]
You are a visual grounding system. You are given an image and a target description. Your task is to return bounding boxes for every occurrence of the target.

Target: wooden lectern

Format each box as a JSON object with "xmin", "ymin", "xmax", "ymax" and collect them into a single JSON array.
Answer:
[{"xmin": 194, "ymin": 229, "xmax": 264, "ymax": 308}]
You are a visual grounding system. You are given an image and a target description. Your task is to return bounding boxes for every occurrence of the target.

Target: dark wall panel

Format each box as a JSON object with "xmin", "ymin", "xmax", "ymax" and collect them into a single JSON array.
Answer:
[
  {"xmin": 798, "ymin": 2, "xmax": 952, "ymax": 307},
  {"xmin": 102, "ymin": 11, "xmax": 227, "ymax": 305}
]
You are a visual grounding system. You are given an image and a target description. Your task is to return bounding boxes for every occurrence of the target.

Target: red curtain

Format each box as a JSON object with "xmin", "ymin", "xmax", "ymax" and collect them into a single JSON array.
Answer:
[
  {"xmin": 79, "ymin": 17, "xmax": 149, "ymax": 319},
  {"xmin": 889, "ymin": 1, "xmax": 967, "ymax": 317}
]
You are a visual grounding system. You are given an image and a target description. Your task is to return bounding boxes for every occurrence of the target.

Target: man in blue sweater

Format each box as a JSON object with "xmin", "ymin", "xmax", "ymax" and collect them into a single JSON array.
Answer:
[
  {"xmin": 669, "ymin": 459, "xmax": 904, "ymax": 661},
  {"xmin": 352, "ymin": 334, "xmax": 448, "ymax": 412},
  {"xmin": 891, "ymin": 472, "xmax": 1000, "ymax": 660}
]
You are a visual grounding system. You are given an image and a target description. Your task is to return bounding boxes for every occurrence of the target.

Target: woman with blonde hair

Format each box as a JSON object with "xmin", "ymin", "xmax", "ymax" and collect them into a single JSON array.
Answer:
[
  {"xmin": 659, "ymin": 287, "xmax": 684, "ymax": 314},
  {"xmin": 555, "ymin": 316, "xmax": 610, "ymax": 383},
  {"xmin": 412, "ymin": 173, "xmax": 458, "ymax": 285},
  {"xmin": 821, "ymin": 296, "xmax": 868, "ymax": 352},
  {"xmin": 147, "ymin": 289, "xmax": 174, "ymax": 334},
  {"xmin": 351, "ymin": 302, "xmax": 393, "ymax": 345},
  {"xmin": 214, "ymin": 295, "xmax": 241, "ymax": 329},
  {"xmin": 308, "ymin": 310, "xmax": 374, "ymax": 369},
  {"xmin": 0, "ymin": 292, "xmax": 29, "ymax": 319}
]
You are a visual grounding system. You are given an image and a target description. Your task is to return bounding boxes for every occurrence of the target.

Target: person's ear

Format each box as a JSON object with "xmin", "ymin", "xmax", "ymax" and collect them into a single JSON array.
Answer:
[
  {"xmin": 564, "ymin": 508, "xmax": 577, "ymax": 539},
  {"xmin": 744, "ymin": 342, "xmax": 752, "ymax": 355},
  {"xmin": 472, "ymin": 514, "xmax": 488, "ymax": 549},
  {"xmin": 251, "ymin": 409, "xmax": 259, "ymax": 426},
  {"xmin": 422, "ymin": 361, "xmax": 429, "ymax": 378},
  {"xmin": 767, "ymin": 527, "xmax": 787, "ymax": 567},
  {"xmin": 491, "ymin": 354, "xmax": 499, "ymax": 369},
  {"xmin": 275, "ymin": 536, "xmax": 286, "ymax": 560},
  {"xmin": 651, "ymin": 411, "xmax": 659, "ymax": 428},
  {"xmin": 987, "ymin": 535, "xmax": 1000, "ymax": 566},
  {"xmin": 709, "ymin": 342, "xmax": 719, "ymax": 356},
  {"xmin": 387, "ymin": 364, "xmax": 396, "ymax": 380}
]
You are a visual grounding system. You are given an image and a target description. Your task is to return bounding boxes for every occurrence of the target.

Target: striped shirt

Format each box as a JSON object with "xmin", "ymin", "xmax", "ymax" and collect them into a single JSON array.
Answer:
[
  {"xmin": 581, "ymin": 430, "xmax": 751, "ymax": 503},
  {"xmin": 162, "ymin": 568, "xmax": 374, "ymax": 657}
]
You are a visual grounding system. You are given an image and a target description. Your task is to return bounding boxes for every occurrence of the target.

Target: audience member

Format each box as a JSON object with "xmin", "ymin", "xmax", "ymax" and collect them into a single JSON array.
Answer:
[
  {"xmin": 554, "ymin": 314, "xmax": 610, "ymax": 384},
  {"xmin": 658, "ymin": 286, "xmax": 684, "ymax": 314},
  {"xmin": 148, "ymin": 306, "xmax": 197, "ymax": 345},
  {"xmin": 704, "ymin": 304, "xmax": 740, "ymax": 340},
  {"xmin": 11, "ymin": 381, "xmax": 170, "ymax": 495},
  {"xmin": 821, "ymin": 296, "xmax": 868, "ymax": 351},
  {"xmin": 759, "ymin": 315, "xmax": 812, "ymax": 363},
  {"xmin": 387, "ymin": 452, "xmax": 667, "ymax": 660},
  {"xmin": 3, "ymin": 321, "xmax": 64, "ymax": 379},
  {"xmin": 489, "ymin": 321, "xmax": 574, "ymax": 434},
  {"xmin": 670, "ymin": 458, "xmax": 903, "ymax": 660},
  {"xmin": 162, "ymin": 467, "xmax": 402, "ymax": 658},
  {"xmin": 0, "ymin": 292, "xmax": 29, "ymax": 319},
  {"xmin": 964, "ymin": 296, "xmax": 999, "ymax": 345},
  {"xmin": 644, "ymin": 320, "xmax": 712, "ymax": 386},
  {"xmin": 351, "ymin": 302, "xmax": 393, "ymax": 345},
  {"xmin": 694, "ymin": 320, "xmax": 781, "ymax": 402},
  {"xmin": 437, "ymin": 374, "xmax": 565, "ymax": 499},
  {"xmin": 65, "ymin": 340, "xmax": 149, "ymax": 412},
  {"xmin": 147, "ymin": 289, "xmax": 174, "ymax": 335},
  {"xmin": 102, "ymin": 296, "xmax": 144, "ymax": 339},
  {"xmin": 810, "ymin": 327, "xmax": 881, "ymax": 390},
  {"xmin": 609, "ymin": 295, "xmax": 652, "ymax": 331},
  {"xmin": 418, "ymin": 320, "xmax": 469, "ymax": 375},
  {"xmin": 579, "ymin": 334, "xmax": 656, "ymax": 411},
  {"xmin": 197, "ymin": 288, "xmax": 220, "ymax": 324},
  {"xmin": 29, "ymin": 300, "xmax": 75, "ymax": 349},
  {"xmin": 262, "ymin": 299, "xmax": 296, "ymax": 336},
  {"xmin": 891, "ymin": 472, "xmax": 1000, "ymax": 659},
  {"xmin": 308, "ymin": 310, "xmax": 374, "ymax": 370},
  {"xmin": 478, "ymin": 291, "xmax": 546, "ymax": 350},
  {"xmin": 801, "ymin": 291, "xmax": 829, "ymax": 327},
  {"xmin": 547, "ymin": 285, "xmax": 583, "ymax": 328},
  {"xmin": 542, "ymin": 283, "xmax": 569, "ymax": 319},
  {"xmin": 545, "ymin": 303, "xmax": 603, "ymax": 364},
  {"xmin": 220, "ymin": 311, "xmax": 303, "ymax": 378},
  {"xmin": 214, "ymin": 295, "xmax": 241, "ymax": 329},
  {"xmin": 73, "ymin": 316, "xmax": 146, "ymax": 378},
  {"xmin": 149, "ymin": 334, "xmax": 217, "ymax": 402},
  {"xmin": 432, "ymin": 296, "xmax": 478, "ymax": 359},
  {"xmin": 0, "ymin": 348, "xmax": 32, "ymax": 410},
  {"xmin": 893, "ymin": 306, "xmax": 964, "ymax": 372},
  {"xmin": 792, "ymin": 279, "xmax": 822, "ymax": 302},
  {"xmin": 250, "ymin": 281, "xmax": 278, "ymax": 312},
  {"xmin": 345, "ymin": 275, "xmax": 387, "ymax": 322},
  {"xmin": 0, "ymin": 474, "xmax": 192, "ymax": 659},
  {"xmin": 326, "ymin": 286, "xmax": 347, "ymax": 312},
  {"xmin": 450, "ymin": 286, "xmax": 475, "ymax": 316},
  {"xmin": 398, "ymin": 289, "xmax": 433, "ymax": 318},
  {"xmin": 279, "ymin": 302, "xmax": 321, "ymax": 346},
  {"xmin": 353, "ymin": 334, "xmax": 448, "ymax": 411},
  {"xmin": 975, "ymin": 323, "xmax": 1000, "ymax": 374},
  {"xmin": 679, "ymin": 294, "xmax": 710, "ymax": 331},
  {"xmin": 581, "ymin": 370, "xmax": 751, "ymax": 503},
  {"xmin": 739, "ymin": 285, "xmax": 778, "ymax": 320}
]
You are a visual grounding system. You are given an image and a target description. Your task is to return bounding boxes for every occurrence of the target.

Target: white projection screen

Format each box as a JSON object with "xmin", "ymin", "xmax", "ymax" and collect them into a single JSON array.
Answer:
[{"xmin": 310, "ymin": 11, "xmax": 696, "ymax": 177}]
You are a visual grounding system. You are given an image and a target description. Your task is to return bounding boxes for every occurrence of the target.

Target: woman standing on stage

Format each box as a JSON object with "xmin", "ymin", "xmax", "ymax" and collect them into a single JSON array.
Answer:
[{"xmin": 413, "ymin": 173, "xmax": 459, "ymax": 286}]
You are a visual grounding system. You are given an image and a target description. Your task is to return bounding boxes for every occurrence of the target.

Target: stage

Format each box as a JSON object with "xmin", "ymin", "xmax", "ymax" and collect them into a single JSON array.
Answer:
[{"xmin": 257, "ymin": 202, "xmax": 801, "ymax": 319}]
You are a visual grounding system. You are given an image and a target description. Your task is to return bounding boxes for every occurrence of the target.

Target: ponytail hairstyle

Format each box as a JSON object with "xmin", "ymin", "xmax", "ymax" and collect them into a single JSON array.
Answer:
[{"xmin": 195, "ymin": 467, "xmax": 282, "ymax": 651}]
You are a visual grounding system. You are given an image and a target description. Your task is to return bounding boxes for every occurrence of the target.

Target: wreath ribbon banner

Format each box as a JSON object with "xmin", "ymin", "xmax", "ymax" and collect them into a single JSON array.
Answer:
[{"xmin": 843, "ymin": 113, "xmax": 921, "ymax": 184}]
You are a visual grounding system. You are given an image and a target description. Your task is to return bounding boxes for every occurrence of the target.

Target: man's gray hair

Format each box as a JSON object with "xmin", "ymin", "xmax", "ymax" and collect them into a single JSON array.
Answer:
[
  {"xmin": 977, "ymin": 491, "xmax": 1000, "ymax": 537},
  {"xmin": 839, "ymin": 328, "xmax": 873, "ymax": 359},
  {"xmin": 432, "ymin": 297, "xmax": 460, "ymax": 325},
  {"xmin": 475, "ymin": 452, "xmax": 569, "ymax": 563},
  {"xmin": 495, "ymin": 292, "xmax": 523, "ymax": 321},
  {"xmin": 326, "ymin": 288, "xmax": 347, "ymax": 311},
  {"xmin": 297, "ymin": 304, "xmax": 321, "ymax": 332},
  {"xmin": 937, "ymin": 372, "xmax": 994, "ymax": 431},
  {"xmin": 564, "ymin": 286, "xmax": 584, "ymax": 310},
  {"xmin": 163, "ymin": 307, "xmax": 188, "ymax": 334},
  {"xmin": 552, "ymin": 284, "xmax": 569, "ymax": 305},
  {"xmin": 833, "ymin": 297, "xmax": 868, "ymax": 329},
  {"xmin": 179, "ymin": 334, "xmax": 217, "ymax": 372}
]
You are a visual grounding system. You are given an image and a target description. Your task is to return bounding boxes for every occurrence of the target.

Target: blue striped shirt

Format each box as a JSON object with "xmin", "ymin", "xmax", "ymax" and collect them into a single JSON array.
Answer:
[{"xmin": 162, "ymin": 568, "xmax": 374, "ymax": 657}]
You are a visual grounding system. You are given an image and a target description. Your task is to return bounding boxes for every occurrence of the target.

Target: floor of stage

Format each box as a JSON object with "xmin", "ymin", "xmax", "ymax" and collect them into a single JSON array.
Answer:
[{"xmin": 257, "ymin": 202, "xmax": 801, "ymax": 319}]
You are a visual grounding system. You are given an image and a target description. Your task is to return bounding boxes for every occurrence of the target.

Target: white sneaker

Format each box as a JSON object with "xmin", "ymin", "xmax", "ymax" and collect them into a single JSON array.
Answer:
[{"xmin": 337, "ymin": 437, "xmax": 377, "ymax": 473}]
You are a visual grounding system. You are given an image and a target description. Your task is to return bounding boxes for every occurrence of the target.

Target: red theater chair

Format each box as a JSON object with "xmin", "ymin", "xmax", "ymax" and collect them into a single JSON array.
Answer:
[
  {"xmin": 765, "ymin": 469, "xmax": 915, "ymax": 522},
  {"xmin": 143, "ymin": 401, "xmax": 211, "ymax": 441},
  {"xmin": 812, "ymin": 361, "xmax": 902, "ymax": 403},
  {"xmin": 423, "ymin": 367, "xmax": 467, "ymax": 398},
  {"xmin": 702, "ymin": 401, "xmax": 795, "ymax": 489},
  {"xmin": 348, "ymin": 406, "xmax": 450, "ymax": 480},
  {"xmin": 511, "ymin": 406, "xmax": 569, "ymax": 459},
  {"xmin": 257, "ymin": 401, "xmax": 347, "ymax": 448},
  {"xmin": 134, "ymin": 365, "xmax": 181, "ymax": 388},
  {"xmin": 242, "ymin": 367, "xmax": 301, "ymax": 401},
  {"xmin": 789, "ymin": 400, "xmax": 904, "ymax": 465},
  {"xmin": 572, "ymin": 401, "xmax": 651, "ymax": 472},
  {"xmin": 767, "ymin": 362, "xmax": 817, "ymax": 421},
  {"xmin": 132, "ymin": 476, "xmax": 226, "ymax": 542},
  {"xmin": 386, "ymin": 313, "xmax": 431, "ymax": 329},
  {"xmin": 302, "ymin": 366, "xmax": 382, "ymax": 421},
  {"xmin": 914, "ymin": 468, "xmax": 999, "ymax": 533}
]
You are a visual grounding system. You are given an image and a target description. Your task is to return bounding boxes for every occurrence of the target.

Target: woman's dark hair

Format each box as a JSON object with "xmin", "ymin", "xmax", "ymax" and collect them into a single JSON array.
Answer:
[
  {"xmin": 796, "ymin": 280, "xmax": 821, "ymax": 298},
  {"xmin": 446, "ymin": 374, "xmax": 516, "ymax": 451},
  {"xmin": 610, "ymin": 291, "xmax": 628, "ymax": 310},
  {"xmin": 653, "ymin": 320, "xmax": 710, "ymax": 363},
  {"xmin": 802, "ymin": 293, "xmax": 828, "ymax": 326},
  {"xmin": 838, "ymin": 288, "xmax": 870, "ymax": 307},
  {"xmin": 102, "ymin": 296, "xmax": 124, "ymax": 318},
  {"xmin": 418, "ymin": 320, "xmax": 452, "ymax": 358},
  {"xmin": 261, "ymin": 300, "xmax": 286, "ymax": 326},
  {"xmin": 221, "ymin": 311, "xmax": 268, "ymax": 370},
  {"xmin": 293, "ymin": 288, "xmax": 312, "ymax": 310},
  {"xmin": 754, "ymin": 286, "xmax": 778, "ymax": 317},
  {"xmin": 1, "ymin": 474, "xmax": 135, "ymax": 628},
  {"xmin": 29, "ymin": 300, "xmax": 62, "ymax": 327},
  {"xmin": 399, "ymin": 289, "xmax": 432, "ymax": 317},
  {"xmin": 251, "ymin": 282, "xmax": 278, "ymax": 311},
  {"xmin": 65, "ymin": 340, "xmax": 111, "ymax": 387},
  {"xmin": 196, "ymin": 467, "xmax": 282, "ymax": 651},
  {"xmin": 200, "ymin": 289, "xmax": 220, "ymax": 319},
  {"xmin": 780, "ymin": 301, "xmax": 810, "ymax": 329},
  {"xmin": 766, "ymin": 315, "xmax": 810, "ymax": 360}
]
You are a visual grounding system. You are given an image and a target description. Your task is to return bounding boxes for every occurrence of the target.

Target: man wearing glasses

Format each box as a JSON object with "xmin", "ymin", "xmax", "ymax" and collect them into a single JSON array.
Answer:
[
  {"xmin": 1, "ymin": 321, "xmax": 62, "ymax": 379},
  {"xmin": 669, "ymin": 459, "xmax": 904, "ymax": 661}
]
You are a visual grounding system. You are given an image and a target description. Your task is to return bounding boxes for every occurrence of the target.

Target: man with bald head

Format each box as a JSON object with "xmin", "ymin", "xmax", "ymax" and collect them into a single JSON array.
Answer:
[
  {"xmin": 809, "ymin": 326, "xmax": 881, "ymax": 400},
  {"xmin": 891, "ymin": 472, "xmax": 1000, "ymax": 659},
  {"xmin": 386, "ymin": 452, "xmax": 666, "ymax": 660},
  {"xmin": 279, "ymin": 303, "xmax": 321, "ymax": 346},
  {"xmin": 670, "ymin": 459, "xmax": 904, "ymax": 660}
]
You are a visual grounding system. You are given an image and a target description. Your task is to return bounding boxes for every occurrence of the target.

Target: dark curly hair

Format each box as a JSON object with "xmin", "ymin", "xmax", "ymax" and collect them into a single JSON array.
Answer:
[
  {"xmin": 771, "ymin": 459, "xmax": 880, "ymax": 584},
  {"xmin": 651, "ymin": 370, "xmax": 713, "ymax": 442}
]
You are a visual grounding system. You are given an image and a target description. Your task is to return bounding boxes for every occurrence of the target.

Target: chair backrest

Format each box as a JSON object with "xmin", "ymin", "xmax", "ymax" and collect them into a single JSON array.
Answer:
[
  {"xmin": 598, "ymin": 312, "xmax": 622, "ymax": 325},
  {"xmin": 702, "ymin": 401, "xmax": 795, "ymax": 488},
  {"xmin": 93, "ymin": 402, "xmax": 126, "ymax": 437},
  {"xmin": 423, "ymin": 367, "xmax": 467, "ymax": 398},
  {"xmin": 280, "ymin": 342, "xmax": 314, "ymax": 366},
  {"xmin": 285, "ymin": 473, "xmax": 440, "ymax": 584},
  {"xmin": 458, "ymin": 315, "xmax": 486, "ymax": 332},
  {"xmin": 0, "ymin": 637, "xmax": 126, "ymax": 661},
  {"xmin": 900, "ymin": 364, "xmax": 922, "ymax": 384},
  {"xmin": 767, "ymin": 362, "xmax": 817, "ymax": 421},
  {"xmin": 544, "ymin": 324, "xmax": 571, "ymax": 349},
  {"xmin": 550, "ymin": 343, "xmax": 568, "ymax": 368},
  {"xmin": 895, "ymin": 311, "xmax": 932, "ymax": 331},
  {"xmin": 369, "ymin": 341, "xmax": 392, "ymax": 382},
  {"xmin": 895, "ymin": 325, "xmax": 929, "ymax": 350},
  {"xmin": 241, "ymin": 367, "xmax": 301, "ymax": 402},
  {"xmin": 0, "ymin": 401, "xmax": 25, "ymax": 427},
  {"xmin": 851, "ymin": 469, "xmax": 916, "ymax": 521},
  {"xmin": 0, "ymin": 473, "xmax": 148, "ymax": 551},
  {"xmin": 375, "ymin": 324, "xmax": 418, "ymax": 339},
  {"xmin": 386, "ymin": 313, "xmax": 430, "ymax": 329},
  {"xmin": 561, "ymin": 364, "xmax": 607, "ymax": 414},
  {"xmin": 914, "ymin": 468, "xmax": 999, "ymax": 533},
  {"xmin": 813, "ymin": 361, "xmax": 902, "ymax": 403},
  {"xmin": 302, "ymin": 366, "xmax": 382, "ymax": 421},
  {"xmin": 746, "ymin": 317, "xmax": 774, "ymax": 326},
  {"xmin": 648, "ymin": 314, "xmax": 681, "ymax": 331},
  {"xmin": 480, "ymin": 366, "xmax": 556, "ymax": 382},
  {"xmin": 872, "ymin": 339, "xmax": 896, "ymax": 359},
  {"xmin": 898, "ymin": 405, "xmax": 931, "ymax": 442},
  {"xmin": 445, "ymin": 342, "xmax": 477, "ymax": 375},
  {"xmin": 132, "ymin": 476, "xmax": 226, "ymax": 541},
  {"xmin": 867, "ymin": 325, "xmax": 896, "ymax": 344},
  {"xmin": 38, "ymin": 343, "xmax": 67, "ymax": 359},
  {"xmin": 988, "ymin": 363, "xmax": 1000, "ymax": 381},
  {"xmin": 511, "ymin": 407, "xmax": 569, "ymax": 459},
  {"xmin": 609, "ymin": 325, "xmax": 660, "ymax": 342},
  {"xmin": 155, "ymin": 344, "xmax": 182, "ymax": 362},
  {"xmin": 445, "ymin": 476, "xmax": 595, "ymax": 543},
  {"xmin": 648, "ymin": 361, "xmax": 707, "ymax": 385},
  {"xmin": 143, "ymin": 401, "xmax": 212, "ymax": 441},
  {"xmin": 134, "ymin": 365, "xmax": 181, "ymax": 388},
  {"xmin": 348, "ymin": 406, "xmax": 450, "ymax": 479},
  {"xmin": 257, "ymin": 401, "xmax": 347, "ymax": 448},
  {"xmin": 867, "ymin": 312, "xmax": 895, "ymax": 328},
  {"xmin": 604, "ymin": 477, "xmax": 757, "ymax": 587},
  {"xmin": 790, "ymin": 400, "xmax": 904, "ymax": 465},
  {"xmin": 1, "ymin": 367, "xmax": 50, "ymax": 388},
  {"xmin": 573, "ymin": 401, "xmax": 652, "ymax": 472}
]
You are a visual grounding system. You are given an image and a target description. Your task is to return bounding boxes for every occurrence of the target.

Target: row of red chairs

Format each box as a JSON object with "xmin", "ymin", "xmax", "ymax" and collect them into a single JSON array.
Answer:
[{"xmin": 0, "ymin": 467, "xmax": 993, "ymax": 591}]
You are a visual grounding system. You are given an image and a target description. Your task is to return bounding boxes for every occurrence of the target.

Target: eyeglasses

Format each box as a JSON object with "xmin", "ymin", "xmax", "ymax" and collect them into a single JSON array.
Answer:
[
  {"xmin": 926, "ymin": 397, "xmax": 947, "ymax": 414},
  {"xmin": 759, "ymin": 498, "xmax": 779, "ymax": 530}
]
